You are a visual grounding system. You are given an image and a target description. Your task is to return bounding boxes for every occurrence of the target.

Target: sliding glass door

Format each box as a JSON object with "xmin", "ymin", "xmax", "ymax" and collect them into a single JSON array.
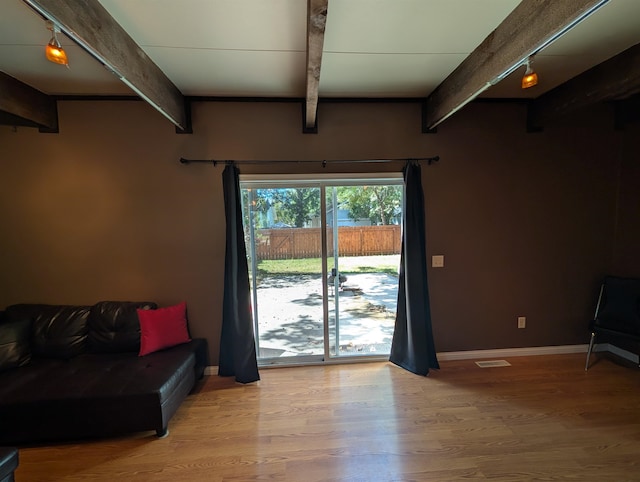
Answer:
[{"xmin": 240, "ymin": 175, "xmax": 402, "ymax": 366}]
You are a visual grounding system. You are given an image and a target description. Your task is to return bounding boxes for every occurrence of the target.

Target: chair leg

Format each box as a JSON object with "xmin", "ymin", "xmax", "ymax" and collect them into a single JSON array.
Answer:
[{"xmin": 585, "ymin": 332, "xmax": 596, "ymax": 371}]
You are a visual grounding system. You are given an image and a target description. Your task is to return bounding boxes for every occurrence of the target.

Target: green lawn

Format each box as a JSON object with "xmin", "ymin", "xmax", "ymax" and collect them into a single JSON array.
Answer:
[{"xmin": 256, "ymin": 255, "xmax": 400, "ymax": 276}]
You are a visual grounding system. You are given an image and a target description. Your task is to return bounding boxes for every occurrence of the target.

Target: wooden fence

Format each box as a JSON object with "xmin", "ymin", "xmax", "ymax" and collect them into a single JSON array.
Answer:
[{"xmin": 253, "ymin": 225, "xmax": 401, "ymax": 260}]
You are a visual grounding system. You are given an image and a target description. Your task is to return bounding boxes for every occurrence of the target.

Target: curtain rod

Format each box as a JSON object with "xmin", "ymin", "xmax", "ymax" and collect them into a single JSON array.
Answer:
[{"xmin": 179, "ymin": 156, "xmax": 439, "ymax": 167}]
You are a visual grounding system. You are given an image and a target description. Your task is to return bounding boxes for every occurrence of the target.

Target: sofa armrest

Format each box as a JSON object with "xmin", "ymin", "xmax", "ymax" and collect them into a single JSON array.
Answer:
[{"xmin": 191, "ymin": 338, "xmax": 209, "ymax": 379}]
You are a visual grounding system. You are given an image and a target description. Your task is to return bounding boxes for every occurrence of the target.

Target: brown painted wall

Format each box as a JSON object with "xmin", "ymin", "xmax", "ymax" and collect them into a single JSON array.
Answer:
[
  {"xmin": 0, "ymin": 99, "xmax": 628, "ymax": 361},
  {"xmin": 612, "ymin": 122, "xmax": 640, "ymax": 277}
]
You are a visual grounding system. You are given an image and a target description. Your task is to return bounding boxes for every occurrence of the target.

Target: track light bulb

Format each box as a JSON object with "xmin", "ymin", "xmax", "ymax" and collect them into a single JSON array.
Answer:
[
  {"xmin": 45, "ymin": 20, "xmax": 69, "ymax": 67},
  {"xmin": 521, "ymin": 57, "xmax": 537, "ymax": 89}
]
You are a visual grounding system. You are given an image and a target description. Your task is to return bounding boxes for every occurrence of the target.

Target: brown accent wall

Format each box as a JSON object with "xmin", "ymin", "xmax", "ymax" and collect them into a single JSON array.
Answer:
[
  {"xmin": 612, "ymin": 122, "xmax": 640, "ymax": 276},
  {"xmin": 0, "ymin": 99, "xmax": 629, "ymax": 361}
]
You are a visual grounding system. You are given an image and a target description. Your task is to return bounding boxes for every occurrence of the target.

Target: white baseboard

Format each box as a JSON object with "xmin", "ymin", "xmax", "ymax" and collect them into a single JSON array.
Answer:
[
  {"xmin": 202, "ymin": 344, "xmax": 637, "ymax": 375},
  {"xmin": 436, "ymin": 344, "xmax": 589, "ymax": 361}
]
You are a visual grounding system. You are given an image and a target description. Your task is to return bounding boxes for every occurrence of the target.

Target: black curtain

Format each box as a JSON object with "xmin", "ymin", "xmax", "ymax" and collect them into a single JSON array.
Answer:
[
  {"xmin": 390, "ymin": 161, "xmax": 439, "ymax": 376},
  {"xmin": 219, "ymin": 164, "xmax": 260, "ymax": 383}
]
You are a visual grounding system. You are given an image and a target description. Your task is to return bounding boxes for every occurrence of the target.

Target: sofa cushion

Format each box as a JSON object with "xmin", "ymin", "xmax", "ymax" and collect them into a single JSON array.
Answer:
[
  {"xmin": 0, "ymin": 319, "xmax": 31, "ymax": 372},
  {"xmin": 138, "ymin": 302, "xmax": 191, "ymax": 356},
  {"xmin": 4, "ymin": 304, "xmax": 90, "ymax": 359},
  {"xmin": 88, "ymin": 301, "xmax": 157, "ymax": 353}
]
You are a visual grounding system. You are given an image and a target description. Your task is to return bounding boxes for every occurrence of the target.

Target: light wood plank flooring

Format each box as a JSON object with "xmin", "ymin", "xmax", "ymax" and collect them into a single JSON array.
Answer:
[{"xmin": 15, "ymin": 353, "xmax": 640, "ymax": 481}]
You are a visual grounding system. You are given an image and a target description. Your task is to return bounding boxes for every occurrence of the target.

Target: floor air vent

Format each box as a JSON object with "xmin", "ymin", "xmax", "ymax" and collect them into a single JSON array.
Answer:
[{"xmin": 475, "ymin": 360, "xmax": 512, "ymax": 368}]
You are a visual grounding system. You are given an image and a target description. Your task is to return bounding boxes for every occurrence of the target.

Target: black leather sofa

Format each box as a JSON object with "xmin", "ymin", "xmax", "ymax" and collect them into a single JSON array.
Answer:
[{"xmin": 0, "ymin": 301, "xmax": 208, "ymax": 445}]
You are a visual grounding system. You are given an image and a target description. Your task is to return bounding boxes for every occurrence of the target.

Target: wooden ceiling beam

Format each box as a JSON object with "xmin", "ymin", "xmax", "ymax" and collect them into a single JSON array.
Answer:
[
  {"xmin": 0, "ymin": 72, "xmax": 58, "ymax": 132},
  {"xmin": 21, "ymin": 0, "xmax": 189, "ymax": 132},
  {"xmin": 304, "ymin": 0, "xmax": 328, "ymax": 133},
  {"xmin": 528, "ymin": 42, "xmax": 640, "ymax": 130},
  {"xmin": 423, "ymin": 0, "xmax": 609, "ymax": 131}
]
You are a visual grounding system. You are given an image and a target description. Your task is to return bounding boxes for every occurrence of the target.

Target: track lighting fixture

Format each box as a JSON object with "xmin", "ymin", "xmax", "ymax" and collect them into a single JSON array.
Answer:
[
  {"xmin": 521, "ymin": 56, "xmax": 537, "ymax": 89},
  {"xmin": 45, "ymin": 20, "xmax": 68, "ymax": 67}
]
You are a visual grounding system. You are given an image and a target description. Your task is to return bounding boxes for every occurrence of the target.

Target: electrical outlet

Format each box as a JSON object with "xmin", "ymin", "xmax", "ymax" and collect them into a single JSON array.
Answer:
[
  {"xmin": 517, "ymin": 316, "xmax": 526, "ymax": 329},
  {"xmin": 432, "ymin": 255, "xmax": 444, "ymax": 268}
]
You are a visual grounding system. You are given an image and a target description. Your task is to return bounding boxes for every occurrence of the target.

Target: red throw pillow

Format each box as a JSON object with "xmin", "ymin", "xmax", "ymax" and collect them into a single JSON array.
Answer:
[{"xmin": 137, "ymin": 302, "xmax": 191, "ymax": 356}]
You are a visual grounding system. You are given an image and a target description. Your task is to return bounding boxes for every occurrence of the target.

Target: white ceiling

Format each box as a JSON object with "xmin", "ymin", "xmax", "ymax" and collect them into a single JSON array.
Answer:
[{"xmin": 1, "ymin": 0, "xmax": 639, "ymax": 100}]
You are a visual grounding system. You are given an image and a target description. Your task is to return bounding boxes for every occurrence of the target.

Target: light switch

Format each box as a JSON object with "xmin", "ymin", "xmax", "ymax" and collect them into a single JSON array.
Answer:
[{"xmin": 432, "ymin": 255, "xmax": 444, "ymax": 268}]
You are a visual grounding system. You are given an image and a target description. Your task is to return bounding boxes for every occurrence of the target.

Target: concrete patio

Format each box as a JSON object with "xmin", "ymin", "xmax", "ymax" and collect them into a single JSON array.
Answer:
[{"xmin": 254, "ymin": 272, "xmax": 399, "ymax": 359}]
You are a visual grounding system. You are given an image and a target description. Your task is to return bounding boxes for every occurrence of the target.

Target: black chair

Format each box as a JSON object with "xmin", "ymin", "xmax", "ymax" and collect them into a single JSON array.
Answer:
[
  {"xmin": 0, "ymin": 447, "xmax": 18, "ymax": 482},
  {"xmin": 585, "ymin": 276, "xmax": 640, "ymax": 371}
]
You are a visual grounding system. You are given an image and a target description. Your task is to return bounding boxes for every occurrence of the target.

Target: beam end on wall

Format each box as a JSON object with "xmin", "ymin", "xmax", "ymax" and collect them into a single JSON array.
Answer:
[
  {"xmin": 175, "ymin": 99, "xmax": 193, "ymax": 134},
  {"xmin": 421, "ymin": 101, "xmax": 437, "ymax": 134},
  {"xmin": 0, "ymin": 72, "xmax": 59, "ymax": 132},
  {"xmin": 302, "ymin": 101, "xmax": 318, "ymax": 134},
  {"xmin": 612, "ymin": 95, "xmax": 640, "ymax": 131}
]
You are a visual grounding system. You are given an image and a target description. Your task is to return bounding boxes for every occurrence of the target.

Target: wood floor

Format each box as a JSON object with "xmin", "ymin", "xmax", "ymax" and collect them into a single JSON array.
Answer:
[{"xmin": 15, "ymin": 353, "xmax": 640, "ymax": 481}]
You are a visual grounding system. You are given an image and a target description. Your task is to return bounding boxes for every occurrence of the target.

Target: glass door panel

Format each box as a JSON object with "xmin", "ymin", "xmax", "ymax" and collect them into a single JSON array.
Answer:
[
  {"xmin": 242, "ymin": 185, "xmax": 324, "ymax": 363},
  {"xmin": 325, "ymin": 183, "xmax": 402, "ymax": 359}
]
